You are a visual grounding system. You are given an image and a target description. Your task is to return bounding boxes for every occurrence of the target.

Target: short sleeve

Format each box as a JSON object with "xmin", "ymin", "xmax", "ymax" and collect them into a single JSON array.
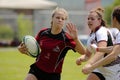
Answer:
[
  {"xmin": 35, "ymin": 28, "xmax": 48, "ymax": 43},
  {"xmin": 115, "ymin": 32, "xmax": 120, "ymax": 44},
  {"xmin": 96, "ymin": 27, "xmax": 108, "ymax": 42}
]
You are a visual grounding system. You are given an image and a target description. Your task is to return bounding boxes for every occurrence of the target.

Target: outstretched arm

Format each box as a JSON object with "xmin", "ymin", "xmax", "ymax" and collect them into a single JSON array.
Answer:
[
  {"xmin": 66, "ymin": 23, "xmax": 86, "ymax": 55},
  {"xmin": 76, "ymin": 49, "xmax": 92, "ymax": 65},
  {"xmin": 82, "ymin": 44, "xmax": 120, "ymax": 74}
]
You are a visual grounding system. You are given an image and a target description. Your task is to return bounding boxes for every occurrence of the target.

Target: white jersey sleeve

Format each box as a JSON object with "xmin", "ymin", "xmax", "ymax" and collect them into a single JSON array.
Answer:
[
  {"xmin": 96, "ymin": 27, "xmax": 108, "ymax": 42},
  {"xmin": 87, "ymin": 27, "xmax": 108, "ymax": 53},
  {"xmin": 115, "ymin": 32, "xmax": 120, "ymax": 44},
  {"xmin": 109, "ymin": 28, "xmax": 119, "ymax": 39}
]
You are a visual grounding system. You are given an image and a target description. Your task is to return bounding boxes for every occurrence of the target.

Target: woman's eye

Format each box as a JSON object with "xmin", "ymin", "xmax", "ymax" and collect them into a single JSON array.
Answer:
[
  {"xmin": 56, "ymin": 17, "xmax": 65, "ymax": 20},
  {"xmin": 62, "ymin": 18, "xmax": 65, "ymax": 20},
  {"xmin": 56, "ymin": 17, "xmax": 60, "ymax": 19}
]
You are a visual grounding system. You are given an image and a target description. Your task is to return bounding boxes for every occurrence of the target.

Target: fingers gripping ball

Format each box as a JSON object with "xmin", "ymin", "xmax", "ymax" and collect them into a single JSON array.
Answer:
[{"xmin": 23, "ymin": 35, "xmax": 40, "ymax": 57}]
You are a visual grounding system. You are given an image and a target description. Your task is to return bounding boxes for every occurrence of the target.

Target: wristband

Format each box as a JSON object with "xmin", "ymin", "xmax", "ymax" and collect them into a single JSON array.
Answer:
[{"xmin": 96, "ymin": 48, "xmax": 99, "ymax": 52}]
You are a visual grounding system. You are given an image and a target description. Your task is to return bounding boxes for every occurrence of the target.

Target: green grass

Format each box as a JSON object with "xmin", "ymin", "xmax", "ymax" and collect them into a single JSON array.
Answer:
[{"xmin": 0, "ymin": 48, "xmax": 87, "ymax": 80}]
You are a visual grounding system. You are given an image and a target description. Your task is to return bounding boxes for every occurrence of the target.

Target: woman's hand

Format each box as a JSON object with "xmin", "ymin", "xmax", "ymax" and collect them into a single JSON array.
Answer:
[
  {"xmin": 76, "ymin": 55, "xmax": 89, "ymax": 65},
  {"xmin": 18, "ymin": 42, "xmax": 28, "ymax": 55},
  {"xmin": 82, "ymin": 64, "xmax": 93, "ymax": 74},
  {"xmin": 66, "ymin": 23, "xmax": 78, "ymax": 40}
]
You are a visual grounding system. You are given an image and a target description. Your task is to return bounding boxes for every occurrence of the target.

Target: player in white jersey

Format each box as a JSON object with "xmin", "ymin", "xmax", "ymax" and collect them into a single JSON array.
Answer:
[
  {"xmin": 82, "ymin": 6, "xmax": 120, "ymax": 80},
  {"xmin": 75, "ymin": 6, "xmax": 116, "ymax": 80},
  {"xmin": 90, "ymin": 28, "xmax": 119, "ymax": 53}
]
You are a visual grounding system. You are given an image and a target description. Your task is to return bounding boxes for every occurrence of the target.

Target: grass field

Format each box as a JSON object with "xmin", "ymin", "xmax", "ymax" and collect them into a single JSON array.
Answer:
[{"xmin": 0, "ymin": 47, "xmax": 87, "ymax": 80}]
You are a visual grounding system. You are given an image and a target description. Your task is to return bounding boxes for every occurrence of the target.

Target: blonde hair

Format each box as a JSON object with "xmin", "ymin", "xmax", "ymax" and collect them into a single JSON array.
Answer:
[
  {"xmin": 90, "ymin": 7, "xmax": 104, "ymax": 19},
  {"xmin": 90, "ymin": 7, "xmax": 106, "ymax": 26},
  {"xmin": 51, "ymin": 7, "xmax": 68, "ymax": 26},
  {"xmin": 52, "ymin": 7, "xmax": 68, "ymax": 20}
]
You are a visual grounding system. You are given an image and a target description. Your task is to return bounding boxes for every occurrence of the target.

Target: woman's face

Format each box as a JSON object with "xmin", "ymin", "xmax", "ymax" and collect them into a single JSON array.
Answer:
[
  {"xmin": 52, "ymin": 11, "xmax": 66, "ymax": 29},
  {"xmin": 87, "ymin": 12, "xmax": 101, "ymax": 31}
]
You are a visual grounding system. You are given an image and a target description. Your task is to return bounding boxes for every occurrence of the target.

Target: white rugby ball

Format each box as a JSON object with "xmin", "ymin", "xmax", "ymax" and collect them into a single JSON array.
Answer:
[{"xmin": 23, "ymin": 35, "xmax": 40, "ymax": 57}]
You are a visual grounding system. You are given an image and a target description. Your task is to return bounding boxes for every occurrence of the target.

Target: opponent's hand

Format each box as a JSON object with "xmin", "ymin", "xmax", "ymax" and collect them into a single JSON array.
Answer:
[
  {"xmin": 18, "ymin": 42, "xmax": 28, "ymax": 55},
  {"xmin": 76, "ymin": 55, "xmax": 88, "ymax": 65},
  {"xmin": 76, "ymin": 57, "xmax": 82, "ymax": 65},
  {"xmin": 66, "ymin": 23, "xmax": 78, "ymax": 40},
  {"xmin": 82, "ymin": 64, "xmax": 93, "ymax": 74}
]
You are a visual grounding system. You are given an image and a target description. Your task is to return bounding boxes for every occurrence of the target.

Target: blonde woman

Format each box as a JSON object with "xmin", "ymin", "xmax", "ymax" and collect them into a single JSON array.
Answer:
[{"xmin": 18, "ymin": 7, "xmax": 85, "ymax": 80}]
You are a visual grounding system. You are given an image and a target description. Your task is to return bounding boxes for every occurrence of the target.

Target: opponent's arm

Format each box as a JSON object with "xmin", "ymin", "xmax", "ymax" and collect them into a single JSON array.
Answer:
[
  {"xmin": 76, "ymin": 49, "xmax": 92, "ymax": 65},
  {"xmin": 91, "ymin": 44, "xmax": 113, "ymax": 53},
  {"xmin": 82, "ymin": 45, "xmax": 120, "ymax": 74}
]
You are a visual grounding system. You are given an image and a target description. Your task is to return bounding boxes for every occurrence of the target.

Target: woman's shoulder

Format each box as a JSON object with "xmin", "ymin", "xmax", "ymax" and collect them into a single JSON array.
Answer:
[
  {"xmin": 36, "ymin": 27, "xmax": 50, "ymax": 36},
  {"xmin": 38, "ymin": 27, "xmax": 50, "ymax": 33},
  {"xmin": 96, "ymin": 26, "xmax": 107, "ymax": 35},
  {"xmin": 40, "ymin": 27, "xmax": 50, "ymax": 32},
  {"xmin": 99, "ymin": 26, "xmax": 107, "ymax": 31}
]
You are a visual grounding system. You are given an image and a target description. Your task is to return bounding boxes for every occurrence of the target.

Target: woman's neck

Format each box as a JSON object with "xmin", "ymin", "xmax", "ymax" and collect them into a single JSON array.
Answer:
[
  {"xmin": 51, "ymin": 27, "xmax": 62, "ymax": 34},
  {"xmin": 92, "ymin": 25, "xmax": 101, "ymax": 32}
]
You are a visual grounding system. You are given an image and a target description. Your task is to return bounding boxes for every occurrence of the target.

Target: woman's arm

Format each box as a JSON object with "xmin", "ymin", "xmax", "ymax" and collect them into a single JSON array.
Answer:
[
  {"xmin": 91, "ymin": 44, "xmax": 113, "ymax": 53},
  {"xmin": 82, "ymin": 44, "xmax": 120, "ymax": 74},
  {"xmin": 66, "ymin": 23, "xmax": 86, "ymax": 54},
  {"xmin": 74, "ymin": 38, "xmax": 86, "ymax": 54},
  {"xmin": 76, "ymin": 49, "xmax": 92, "ymax": 65},
  {"xmin": 87, "ymin": 41, "xmax": 107, "ymax": 65}
]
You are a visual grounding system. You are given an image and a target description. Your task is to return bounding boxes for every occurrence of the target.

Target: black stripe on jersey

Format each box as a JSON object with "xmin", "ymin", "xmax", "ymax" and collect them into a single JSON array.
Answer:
[{"xmin": 54, "ymin": 47, "xmax": 71, "ymax": 71}]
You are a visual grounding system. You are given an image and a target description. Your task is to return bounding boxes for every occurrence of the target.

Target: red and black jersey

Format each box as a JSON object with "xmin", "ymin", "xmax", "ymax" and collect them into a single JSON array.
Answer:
[{"xmin": 35, "ymin": 28, "xmax": 76, "ymax": 73}]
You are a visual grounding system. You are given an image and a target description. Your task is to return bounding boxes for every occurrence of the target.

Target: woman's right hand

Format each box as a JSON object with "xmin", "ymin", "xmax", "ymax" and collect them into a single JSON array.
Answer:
[
  {"xmin": 76, "ymin": 55, "xmax": 88, "ymax": 65},
  {"xmin": 18, "ymin": 42, "xmax": 28, "ymax": 55},
  {"xmin": 82, "ymin": 63, "xmax": 93, "ymax": 74}
]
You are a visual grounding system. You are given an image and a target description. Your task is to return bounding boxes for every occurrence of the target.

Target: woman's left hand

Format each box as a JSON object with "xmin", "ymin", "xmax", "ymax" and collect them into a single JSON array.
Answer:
[
  {"xmin": 66, "ymin": 23, "xmax": 78, "ymax": 40},
  {"xmin": 82, "ymin": 64, "xmax": 93, "ymax": 74}
]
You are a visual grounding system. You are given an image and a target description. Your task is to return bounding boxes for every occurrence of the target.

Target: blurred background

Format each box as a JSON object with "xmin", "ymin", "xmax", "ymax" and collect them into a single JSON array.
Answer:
[{"xmin": 0, "ymin": 0, "xmax": 120, "ymax": 47}]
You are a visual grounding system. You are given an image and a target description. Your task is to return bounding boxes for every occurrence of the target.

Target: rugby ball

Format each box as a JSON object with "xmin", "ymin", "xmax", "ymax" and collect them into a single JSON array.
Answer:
[{"xmin": 22, "ymin": 35, "xmax": 40, "ymax": 57}]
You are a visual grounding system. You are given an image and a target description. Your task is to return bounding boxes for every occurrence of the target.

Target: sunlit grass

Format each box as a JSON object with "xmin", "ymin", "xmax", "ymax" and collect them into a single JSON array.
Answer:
[{"xmin": 0, "ymin": 48, "xmax": 87, "ymax": 80}]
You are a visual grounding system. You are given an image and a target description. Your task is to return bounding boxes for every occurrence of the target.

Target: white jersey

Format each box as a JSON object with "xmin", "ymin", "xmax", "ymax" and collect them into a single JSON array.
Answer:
[
  {"xmin": 115, "ymin": 32, "xmax": 120, "ymax": 58},
  {"xmin": 109, "ymin": 28, "xmax": 119, "ymax": 44},
  {"xmin": 109, "ymin": 28, "xmax": 119, "ymax": 39},
  {"xmin": 87, "ymin": 26, "xmax": 109, "ymax": 53},
  {"xmin": 115, "ymin": 32, "xmax": 120, "ymax": 44},
  {"xmin": 87, "ymin": 26, "xmax": 120, "ymax": 80}
]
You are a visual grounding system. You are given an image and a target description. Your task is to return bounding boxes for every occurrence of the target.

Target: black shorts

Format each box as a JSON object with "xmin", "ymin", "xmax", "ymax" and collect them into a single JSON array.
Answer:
[
  {"xmin": 28, "ymin": 64, "xmax": 61, "ymax": 80},
  {"xmin": 92, "ymin": 72, "xmax": 105, "ymax": 80}
]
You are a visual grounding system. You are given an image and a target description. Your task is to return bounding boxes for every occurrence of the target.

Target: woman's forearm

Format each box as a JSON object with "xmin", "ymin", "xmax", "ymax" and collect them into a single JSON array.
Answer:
[
  {"xmin": 91, "ymin": 45, "xmax": 120, "ymax": 69},
  {"xmin": 74, "ymin": 39, "xmax": 86, "ymax": 55},
  {"xmin": 97, "ymin": 46, "xmax": 113, "ymax": 53}
]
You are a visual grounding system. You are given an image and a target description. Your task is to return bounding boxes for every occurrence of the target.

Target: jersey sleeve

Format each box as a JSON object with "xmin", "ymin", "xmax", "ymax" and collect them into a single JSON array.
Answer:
[
  {"xmin": 109, "ymin": 28, "xmax": 119, "ymax": 39},
  {"xmin": 115, "ymin": 32, "xmax": 120, "ymax": 44},
  {"xmin": 35, "ymin": 28, "xmax": 48, "ymax": 43},
  {"xmin": 96, "ymin": 27, "xmax": 108, "ymax": 42}
]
